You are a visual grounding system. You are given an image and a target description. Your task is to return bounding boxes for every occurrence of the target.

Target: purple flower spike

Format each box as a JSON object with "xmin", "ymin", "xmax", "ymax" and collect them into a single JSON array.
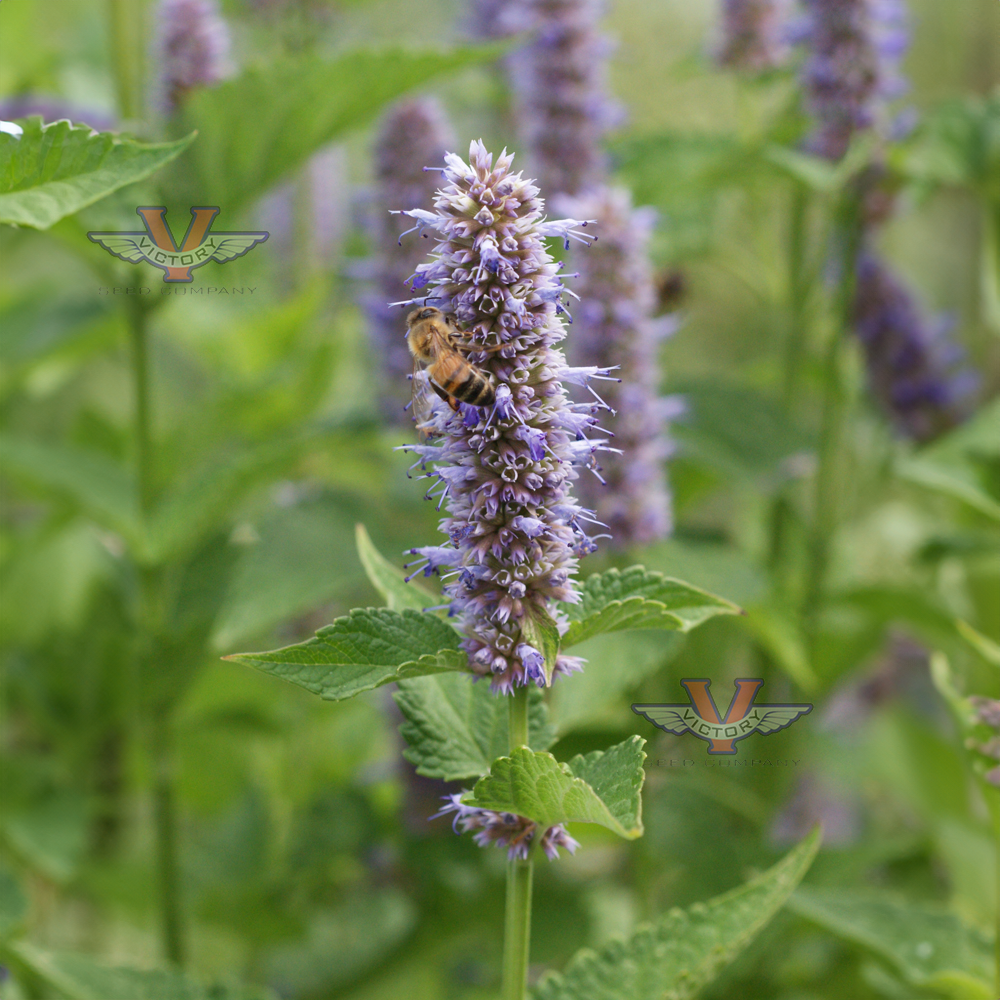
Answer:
[
  {"xmin": 852, "ymin": 251, "xmax": 977, "ymax": 443},
  {"xmin": 507, "ymin": 0, "xmax": 623, "ymax": 197},
  {"xmin": 970, "ymin": 697, "xmax": 1000, "ymax": 788},
  {"xmin": 396, "ymin": 141, "xmax": 610, "ymax": 693},
  {"xmin": 797, "ymin": 0, "xmax": 911, "ymax": 160},
  {"xmin": 155, "ymin": 0, "xmax": 232, "ymax": 113},
  {"xmin": 715, "ymin": 0, "xmax": 793, "ymax": 73},
  {"xmin": 433, "ymin": 793, "xmax": 579, "ymax": 860},
  {"xmin": 367, "ymin": 99, "xmax": 455, "ymax": 422},
  {"xmin": 557, "ymin": 186, "xmax": 676, "ymax": 546}
]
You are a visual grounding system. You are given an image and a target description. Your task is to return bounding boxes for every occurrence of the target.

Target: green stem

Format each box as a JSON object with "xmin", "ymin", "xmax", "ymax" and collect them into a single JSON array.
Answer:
[
  {"xmin": 127, "ymin": 297, "xmax": 185, "ymax": 967},
  {"xmin": 802, "ymin": 217, "xmax": 862, "ymax": 653},
  {"xmin": 152, "ymin": 712, "xmax": 185, "ymax": 967},
  {"xmin": 782, "ymin": 185, "xmax": 809, "ymax": 411},
  {"xmin": 107, "ymin": 0, "xmax": 146, "ymax": 124},
  {"xmin": 502, "ymin": 686, "xmax": 533, "ymax": 1000}
]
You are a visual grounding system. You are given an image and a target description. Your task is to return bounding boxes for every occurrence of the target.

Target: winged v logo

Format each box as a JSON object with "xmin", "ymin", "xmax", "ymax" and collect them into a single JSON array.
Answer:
[
  {"xmin": 633, "ymin": 679, "xmax": 812, "ymax": 755},
  {"xmin": 88, "ymin": 207, "xmax": 268, "ymax": 283}
]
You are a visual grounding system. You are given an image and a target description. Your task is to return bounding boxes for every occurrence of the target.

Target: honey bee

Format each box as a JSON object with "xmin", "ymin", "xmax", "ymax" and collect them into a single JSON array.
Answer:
[{"xmin": 406, "ymin": 307, "xmax": 496, "ymax": 427}]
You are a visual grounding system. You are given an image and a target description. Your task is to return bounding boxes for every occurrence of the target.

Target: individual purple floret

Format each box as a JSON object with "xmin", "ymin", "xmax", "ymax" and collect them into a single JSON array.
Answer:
[
  {"xmin": 433, "ymin": 792, "xmax": 580, "ymax": 860},
  {"xmin": 852, "ymin": 251, "xmax": 977, "ymax": 443},
  {"xmin": 506, "ymin": 0, "xmax": 622, "ymax": 197},
  {"xmin": 797, "ymin": 0, "xmax": 910, "ymax": 160},
  {"xmin": 367, "ymin": 99, "xmax": 455, "ymax": 421},
  {"xmin": 715, "ymin": 0, "xmax": 792, "ymax": 73},
  {"xmin": 395, "ymin": 140, "xmax": 612, "ymax": 694},
  {"xmin": 558, "ymin": 186, "xmax": 680, "ymax": 546},
  {"xmin": 155, "ymin": 0, "xmax": 232, "ymax": 112}
]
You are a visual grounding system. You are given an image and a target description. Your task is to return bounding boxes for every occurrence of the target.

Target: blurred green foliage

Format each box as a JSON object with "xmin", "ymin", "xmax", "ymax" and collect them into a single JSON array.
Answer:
[{"xmin": 1, "ymin": 0, "xmax": 998, "ymax": 998}]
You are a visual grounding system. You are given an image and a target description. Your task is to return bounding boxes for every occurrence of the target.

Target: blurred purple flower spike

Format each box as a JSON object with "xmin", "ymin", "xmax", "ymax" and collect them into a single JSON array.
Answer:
[
  {"xmin": 557, "ymin": 186, "xmax": 678, "ymax": 546},
  {"xmin": 797, "ymin": 0, "xmax": 911, "ymax": 160},
  {"xmin": 156, "ymin": 0, "xmax": 232, "ymax": 113},
  {"xmin": 715, "ymin": 0, "xmax": 793, "ymax": 73},
  {"xmin": 852, "ymin": 251, "xmax": 977, "ymax": 443},
  {"xmin": 367, "ymin": 98, "xmax": 455, "ymax": 421}
]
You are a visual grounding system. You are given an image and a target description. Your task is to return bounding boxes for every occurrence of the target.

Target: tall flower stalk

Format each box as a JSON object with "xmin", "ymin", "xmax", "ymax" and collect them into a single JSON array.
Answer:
[
  {"xmin": 368, "ymin": 99, "xmax": 455, "ymax": 421},
  {"xmin": 154, "ymin": 0, "xmax": 231, "ymax": 113},
  {"xmin": 506, "ymin": 0, "xmax": 621, "ymax": 197},
  {"xmin": 797, "ymin": 0, "xmax": 910, "ymax": 161},
  {"xmin": 715, "ymin": 0, "xmax": 792, "ymax": 73},
  {"xmin": 395, "ymin": 140, "xmax": 609, "ymax": 1000},
  {"xmin": 558, "ymin": 186, "xmax": 679, "ymax": 546},
  {"xmin": 397, "ymin": 140, "xmax": 609, "ymax": 695},
  {"xmin": 852, "ymin": 250, "xmax": 977, "ymax": 442}
]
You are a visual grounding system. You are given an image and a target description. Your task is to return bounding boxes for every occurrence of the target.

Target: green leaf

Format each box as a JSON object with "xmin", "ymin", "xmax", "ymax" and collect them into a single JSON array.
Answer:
[
  {"xmin": 394, "ymin": 673, "xmax": 557, "ymax": 781},
  {"xmin": 957, "ymin": 619, "xmax": 1000, "ymax": 668},
  {"xmin": 739, "ymin": 603, "xmax": 818, "ymax": 691},
  {"xmin": 521, "ymin": 604, "xmax": 562, "ymax": 684},
  {"xmin": 225, "ymin": 608, "xmax": 466, "ymax": 701},
  {"xmin": 468, "ymin": 738, "xmax": 646, "ymax": 840},
  {"xmin": 560, "ymin": 566, "xmax": 741, "ymax": 648},
  {"xmin": 0, "ymin": 118, "xmax": 194, "ymax": 229},
  {"xmin": 265, "ymin": 889, "xmax": 416, "ymax": 996},
  {"xmin": 0, "ymin": 863, "xmax": 27, "ymax": 940},
  {"xmin": 173, "ymin": 46, "xmax": 502, "ymax": 213},
  {"xmin": 531, "ymin": 828, "xmax": 822, "ymax": 1000},
  {"xmin": 788, "ymin": 888, "xmax": 996, "ymax": 999},
  {"xmin": 0, "ymin": 435, "xmax": 138, "ymax": 542},
  {"xmin": 3, "ymin": 941, "xmax": 276, "ymax": 1000},
  {"xmin": 897, "ymin": 398, "xmax": 1000, "ymax": 521},
  {"xmin": 210, "ymin": 494, "xmax": 364, "ymax": 650},
  {"xmin": 355, "ymin": 522, "xmax": 439, "ymax": 613},
  {"xmin": 669, "ymin": 380, "xmax": 811, "ymax": 480}
]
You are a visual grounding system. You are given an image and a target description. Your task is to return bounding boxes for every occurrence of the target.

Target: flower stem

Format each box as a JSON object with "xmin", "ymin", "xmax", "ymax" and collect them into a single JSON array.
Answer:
[
  {"xmin": 782, "ymin": 184, "xmax": 809, "ymax": 411},
  {"xmin": 107, "ymin": 0, "xmax": 146, "ymax": 125},
  {"xmin": 803, "ymin": 211, "xmax": 862, "ymax": 652},
  {"xmin": 128, "ymin": 297, "xmax": 185, "ymax": 967},
  {"xmin": 502, "ymin": 686, "xmax": 533, "ymax": 1000}
]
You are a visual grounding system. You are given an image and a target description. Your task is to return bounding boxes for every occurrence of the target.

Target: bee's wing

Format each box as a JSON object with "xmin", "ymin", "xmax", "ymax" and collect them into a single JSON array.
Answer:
[{"xmin": 411, "ymin": 366, "xmax": 445, "ymax": 439}]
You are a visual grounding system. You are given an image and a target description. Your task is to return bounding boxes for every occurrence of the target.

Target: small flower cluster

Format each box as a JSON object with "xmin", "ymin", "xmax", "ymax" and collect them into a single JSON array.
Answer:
[
  {"xmin": 558, "ymin": 186, "xmax": 679, "ymax": 546},
  {"xmin": 368, "ymin": 99, "xmax": 455, "ymax": 421},
  {"xmin": 156, "ymin": 0, "xmax": 232, "ymax": 112},
  {"xmin": 969, "ymin": 697, "xmax": 1000, "ymax": 788},
  {"xmin": 433, "ymin": 793, "xmax": 580, "ymax": 860},
  {"xmin": 797, "ymin": 0, "xmax": 910, "ymax": 161},
  {"xmin": 715, "ymin": 0, "xmax": 792, "ymax": 74},
  {"xmin": 852, "ymin": 251, "xmax": 976, "ymax": 443},
  {"xmin": 506, "ymin": 0, "xmax": 622, "ymax": 197},
  {"xmin": 396, "ymin": 141, "xmax": 613, "ymax": 694}
]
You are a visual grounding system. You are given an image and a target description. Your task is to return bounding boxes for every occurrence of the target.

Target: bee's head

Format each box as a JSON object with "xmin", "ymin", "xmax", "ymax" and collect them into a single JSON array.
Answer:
[{"xmin": 406, "ymin": 306, "xmax": 441, "ymax": 327}]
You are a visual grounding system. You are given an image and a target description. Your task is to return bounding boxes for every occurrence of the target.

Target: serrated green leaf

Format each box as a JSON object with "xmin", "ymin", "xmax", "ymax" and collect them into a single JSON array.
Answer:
[
  {"xmin": 788, "ymin": 889, "xmax": 996, "ymax": 999},
  {"xmin": 226, "ymin": 608, "xmax": 466, "ymax": 701},
  {"xmin": 3, "ymin": 941, "xmax": 276, "ymax": 1000},
  {"xmin": 0, "ymin": 435, "xmax": 138, "ymax": 542},
  {"xmin": 355, "ymin": 522, "xmax": 439, "ymax": 613},
  {"xmin": 0, "ymin": 118, "xmax": 194, "ymax": 229},
  {"xmin": 172, "ymin": 46, "xmax": 503, "ymax": 213},
  {"xmin": 531, "ymin": 828, "xmax": 821, "ymax": 1000},
  {"xmin": 0, "ymin": 863, "xmax": 27, "ymax": 940},
  {"xmin": 469, "ymin": 738, "xmax": 645, "ymax": 839},
  {"xmin": 394, "ymin": 673, "xmax": 557, "ymax": 782},
  {"xmin": 560, "ymin": 567, "xmax": 741, "ymax": 648}
]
